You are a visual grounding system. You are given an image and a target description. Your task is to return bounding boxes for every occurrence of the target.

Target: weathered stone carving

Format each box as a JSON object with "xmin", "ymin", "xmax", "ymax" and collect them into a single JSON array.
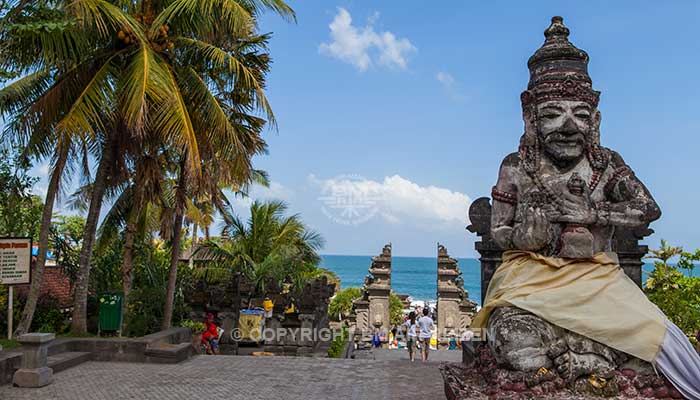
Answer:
[
  {"xmin": 352, "ymin": 244, "xmax": 392, "ymax": 338},
  {"xmin": 436, "ymin": 244, "xmax": 477, "ymax": 346},
  {"xmin": 470, "ymin": 16, "xmax": 661, "ymax": 387}
]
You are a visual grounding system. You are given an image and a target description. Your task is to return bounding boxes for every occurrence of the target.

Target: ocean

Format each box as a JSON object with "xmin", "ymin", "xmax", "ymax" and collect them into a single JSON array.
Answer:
[
  {"xmin": 320, "ymin": 255, "xmax": 482, "ymax": 305},
  {"xmin": 320, "ymin": 255, "xmax": 672, "ymax": 306}
]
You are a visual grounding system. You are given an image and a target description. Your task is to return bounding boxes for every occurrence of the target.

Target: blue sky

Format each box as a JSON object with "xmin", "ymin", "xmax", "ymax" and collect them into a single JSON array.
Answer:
[{"xmin": 20, "ymin": 1, "xmax": 700, "ymax": 257}]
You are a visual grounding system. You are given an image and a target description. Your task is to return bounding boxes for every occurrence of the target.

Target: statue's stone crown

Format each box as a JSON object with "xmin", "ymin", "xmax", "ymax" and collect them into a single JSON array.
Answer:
[{"xmin": 522, "ymin": 16, "xmax": 600, "ymax": 108}]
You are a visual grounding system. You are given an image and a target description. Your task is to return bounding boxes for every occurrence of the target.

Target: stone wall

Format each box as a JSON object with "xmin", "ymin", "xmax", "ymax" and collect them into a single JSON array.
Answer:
[
  {"xmin": 187, "ymin": 273, "xmax": 336, "ymax": 357},
  {"xmin": 0, "ymin": 328, "xmax": 193, "ymax": 385},
  {"xmin": 262, "ymin": 276, "xmax": 336, "ymax": 357}
]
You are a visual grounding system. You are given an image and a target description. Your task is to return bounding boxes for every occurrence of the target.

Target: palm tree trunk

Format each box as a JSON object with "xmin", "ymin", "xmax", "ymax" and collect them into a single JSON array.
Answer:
[
  {"xmin": 71, "ymin": 141, "xmax": 113, "ymax": 335},
  {"xmin": 162, "ymin": 158, "xmax": 187, "ymax": 330},
  {"xmin": 233, "ymin": 272, "xmax": 240, "ymax": 355},
  {"xmin": 192, "ymin": 223, "xmax": 198, "ymax": 245},
  {"xmin": 120, "ymin": 208, "xmax": 139, "ymax": 334},
  {"xmin": 204, "ymin": 226, "xmax": 210, "ymax": 241},
  {"xmin": 14, "ymin": 146, "xmax": 68, "ymax": 335}
]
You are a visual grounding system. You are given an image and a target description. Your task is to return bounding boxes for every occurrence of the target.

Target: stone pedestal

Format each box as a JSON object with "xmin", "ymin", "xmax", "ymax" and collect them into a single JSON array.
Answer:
[{"xmin": 13, "ymin": 333, "xmax": 55, "ymax": 388}]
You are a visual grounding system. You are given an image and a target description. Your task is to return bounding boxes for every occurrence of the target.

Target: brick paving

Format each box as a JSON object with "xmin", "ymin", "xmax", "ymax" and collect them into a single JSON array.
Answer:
[
  {"xmin": 355, "ymin": 348, "xmax": 462, "ymax": 363},
  {"xmin": 0, "ymin": 355, "xmax": 449, "ymax": 400}
]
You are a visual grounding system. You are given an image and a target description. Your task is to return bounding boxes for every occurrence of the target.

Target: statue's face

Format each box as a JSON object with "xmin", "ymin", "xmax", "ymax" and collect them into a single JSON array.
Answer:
[{"xmin": 537, "ymin": 100, "xmax": 593, "ymax": 164}]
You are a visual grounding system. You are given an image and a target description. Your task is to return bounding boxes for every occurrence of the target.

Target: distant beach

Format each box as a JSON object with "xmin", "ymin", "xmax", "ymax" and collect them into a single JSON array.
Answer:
[{"xmin": 320, "ymin": 255, "xmax": 482, "ymax": 305}]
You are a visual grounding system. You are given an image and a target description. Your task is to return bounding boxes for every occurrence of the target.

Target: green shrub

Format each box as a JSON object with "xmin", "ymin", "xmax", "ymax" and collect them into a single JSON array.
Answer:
[
  {"xmin": 328, "ymin": 287, "xmax": 362, "ymax": 321},
  {"xmin": 124, "ymin": 286, "xmax": 190, "ymax": 337},
  {"xmin": 328, "ymin": 327, "xmax": 349, "ymax": 358},
  {"xmin": 180, "ymin": 319, "xmax": 206, "ymax": 334},
  {"xmin": 645, "ymin": 241, "xmax": 700, "ymax": 334},
  {"xmin": 0, "ymin": 291, "xmax": 68, "ymax": 335},
  {"xmin": 389, "ymin": 292, "xmax": 404, "ymax": 326},
  {"xmin": 31, "ymin": 295, "xmax": 69, "ymax": 334}
]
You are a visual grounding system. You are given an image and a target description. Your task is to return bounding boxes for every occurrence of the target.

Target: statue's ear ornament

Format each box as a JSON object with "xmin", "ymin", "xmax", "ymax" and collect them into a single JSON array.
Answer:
[{"xmin": 520, "ymin": 90, "xmax": 535, "ymax": 108}]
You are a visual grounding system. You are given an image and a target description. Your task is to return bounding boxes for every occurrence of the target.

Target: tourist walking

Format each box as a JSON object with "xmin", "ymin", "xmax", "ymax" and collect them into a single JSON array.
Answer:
[
  {"xmin": 418, "ymin": 307, "xmax": 434, "ymax": 361},
  {"xmin": 405, "ymin": 311, "xmax": 417, "ymax": 361},
  {"xmin": 371, "ymin": 328, "xmax": 381, "ymax": 348}
]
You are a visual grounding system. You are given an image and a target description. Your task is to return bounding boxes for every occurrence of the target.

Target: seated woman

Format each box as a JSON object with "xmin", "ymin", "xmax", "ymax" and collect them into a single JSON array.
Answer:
[{"xmin": 201, "ymin": 313, "xmax": 220, "ymax": 355}]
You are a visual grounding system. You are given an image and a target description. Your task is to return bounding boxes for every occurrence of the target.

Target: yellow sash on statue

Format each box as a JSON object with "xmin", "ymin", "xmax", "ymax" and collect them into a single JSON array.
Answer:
[{"xmin": 471, "ymin": 250, "xmax": 667, "ymax": 362}]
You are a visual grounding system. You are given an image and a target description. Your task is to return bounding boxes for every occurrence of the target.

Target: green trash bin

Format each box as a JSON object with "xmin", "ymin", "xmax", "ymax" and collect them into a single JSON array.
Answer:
[{"xmin": 98, "ymin": 293, "xmax": 123, "ymax": 335}]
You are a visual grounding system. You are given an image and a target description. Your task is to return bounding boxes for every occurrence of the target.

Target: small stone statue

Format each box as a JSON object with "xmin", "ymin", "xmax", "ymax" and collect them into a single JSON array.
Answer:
[{"xmin": 487, "ymin": 16, "xmax": 661, "ymax": 383}]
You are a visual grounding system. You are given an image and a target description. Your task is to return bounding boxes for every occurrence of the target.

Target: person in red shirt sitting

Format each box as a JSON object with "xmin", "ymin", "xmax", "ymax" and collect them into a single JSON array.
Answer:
[{"xmin": 201, "ymin": 313, "xmax": 220, "ymax": 355}]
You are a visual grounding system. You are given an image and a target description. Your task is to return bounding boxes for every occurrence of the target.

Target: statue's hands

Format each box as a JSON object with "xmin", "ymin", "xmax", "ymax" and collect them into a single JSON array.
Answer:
[
  {"xmin": 512, "ymin": 207, "xmax": 552, "ymax": 251},
  {"xmin": 556, "ymin": 191, "xmax": 598, "ymax": 225}
]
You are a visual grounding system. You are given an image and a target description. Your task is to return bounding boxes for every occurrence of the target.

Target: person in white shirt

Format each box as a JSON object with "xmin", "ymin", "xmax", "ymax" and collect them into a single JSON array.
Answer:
[
  {"xmin": 404, "ymin": 311, "xmax": 417, "ymax": 362},
  {"xmin": 417, "ymin": 307, "xmax": 434, "ymax": 361}
]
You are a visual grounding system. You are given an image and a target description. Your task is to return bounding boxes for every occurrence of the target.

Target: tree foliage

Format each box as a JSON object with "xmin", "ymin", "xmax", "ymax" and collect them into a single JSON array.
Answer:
[
  {"xmin": 0, "ymin": 0, "xmax": 294, "ymax": 333},
  {"xmin": 645, "ymin": 240, "xmax": 700, "ymax": 334},
  {"xmin": 328, "ymin": 287, "xmax": 362, "ymax": 321},
  {"xmin": 0, "ymin": 148, "xmax": 42, "ymax": 238},
  {"xmin": 198, "ymin": 200, "xmax": 325, "ymax": 298},
  {"xmin": 389, "ymin": 292, "xmax": 404, "ymax": 326}
]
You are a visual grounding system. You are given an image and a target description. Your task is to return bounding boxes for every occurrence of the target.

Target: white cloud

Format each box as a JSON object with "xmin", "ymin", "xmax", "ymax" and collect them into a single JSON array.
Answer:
[
  {"xmin": 319, "ymin": 8, "xmax": 416, "ymax": 71},
  {"xmin": 436, "ymin": 71, "xmax": 467, "ymax": 101},
  {"xmin": 436, "ymin": 71, "xmax": 455, "ymax": 88},
  {"xmin": 229, "ymin": 181, "xmax": 294, "ymax": 210},
  {"xmin": 309, "ymin": 174, "xmax": 471, "ymax": 229}
]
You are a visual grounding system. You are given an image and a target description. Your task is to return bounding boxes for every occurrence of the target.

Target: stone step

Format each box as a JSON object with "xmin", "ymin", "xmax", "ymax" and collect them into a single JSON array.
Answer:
[
  {"xmin": 144, "ymin": 343, "xmax": 192, "ymax": 363},
  {"xmin": 47, "ymin": 352, "xmax": 92, "ymax": 373}
]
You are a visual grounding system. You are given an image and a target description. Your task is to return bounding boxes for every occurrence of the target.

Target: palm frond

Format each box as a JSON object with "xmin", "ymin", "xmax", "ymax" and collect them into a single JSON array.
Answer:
[
  {"xmin": 151, "ymin": 0, "xmax": 253, "ymax": 39},
  {"xmin": 54, "ymin": 51, "xmax": 123, "ymax": 138},
  {"xmin": 177, "ymin": 37, "xmax": 261, "ymax": 91},
  {"xmin": 150, "ymin": 60, "xmax": 200, "ymax": 173},
  {"xmin": 66, "ymin": 0, "xmax": 146, "ymax": 42}
]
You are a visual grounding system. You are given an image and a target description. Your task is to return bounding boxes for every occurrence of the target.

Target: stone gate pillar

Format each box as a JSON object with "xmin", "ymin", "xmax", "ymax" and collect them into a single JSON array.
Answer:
[
  {"xmin": 352, "ymin": 244, "xmax": 392, "ymax": 339},
  {"xmin": 367, "ymin": 244, "xmax": 392, "ymax": 332},
  {"xmin": 436, "ymin": 244, "xmax": 477, "ymax": 346},
  {"xmin": 467, "ymin": 198, "xmax": 504, "ymax": 305}
]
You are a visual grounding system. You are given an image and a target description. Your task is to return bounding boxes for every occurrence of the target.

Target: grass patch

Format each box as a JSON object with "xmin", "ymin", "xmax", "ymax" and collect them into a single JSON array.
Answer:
[{"xmin": 0, "ymin": 339, "xmax": 21, "ymax": 351}]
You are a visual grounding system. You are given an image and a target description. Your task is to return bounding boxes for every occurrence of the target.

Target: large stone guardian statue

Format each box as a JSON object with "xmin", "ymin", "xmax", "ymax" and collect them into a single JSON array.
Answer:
[{"xmin": 470, "ymin": 17, "xmax": 700, "ymax": 399}]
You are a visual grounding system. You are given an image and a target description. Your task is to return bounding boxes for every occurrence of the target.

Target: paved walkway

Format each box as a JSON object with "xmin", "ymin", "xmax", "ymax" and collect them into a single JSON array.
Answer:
[
  {"xmin": 0, "ymin": 355, "xmax": 449, "ymax": 400},
  {"xmin": 356, "ymin": 348, "xmax": 462, "ymax": 362}
]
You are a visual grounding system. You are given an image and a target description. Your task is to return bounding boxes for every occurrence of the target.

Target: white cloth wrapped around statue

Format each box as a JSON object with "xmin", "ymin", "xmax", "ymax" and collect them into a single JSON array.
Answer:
[{"xmin": 472, "ymin": 250, "xmax": 700, "ymax": 400}]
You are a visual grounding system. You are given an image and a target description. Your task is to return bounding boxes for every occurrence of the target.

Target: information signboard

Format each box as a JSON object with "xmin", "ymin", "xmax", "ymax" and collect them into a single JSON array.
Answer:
[{"xmin": 0, "ymin": 237, "xmax": 32, "ymax": 285}]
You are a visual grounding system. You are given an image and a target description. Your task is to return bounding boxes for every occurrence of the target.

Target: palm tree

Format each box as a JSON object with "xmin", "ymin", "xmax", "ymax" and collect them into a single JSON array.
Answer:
[
  {"xmin": 0, "ymin": 2, "xmax": 97, "ymax": 333},
  {"xmin": 197, "ymin": 200, "xmax": 324, "ymax": 353},
  {"xmin": 83, "ymin": 141, "xmax": 167, "ymax": 332},
  {"xmin": 2, "ymin": 0, "xmax": 295, "ymax": 334}
]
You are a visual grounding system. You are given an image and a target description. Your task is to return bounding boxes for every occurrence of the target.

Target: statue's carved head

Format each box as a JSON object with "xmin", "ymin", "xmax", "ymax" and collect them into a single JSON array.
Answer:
[
  {"xmin": 519, "ymin": 17, "xmax": 604, "ymax": 169},
  {"xmin": 537, "ymin": 99, "xmax": 598, "ymax": 163}
]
